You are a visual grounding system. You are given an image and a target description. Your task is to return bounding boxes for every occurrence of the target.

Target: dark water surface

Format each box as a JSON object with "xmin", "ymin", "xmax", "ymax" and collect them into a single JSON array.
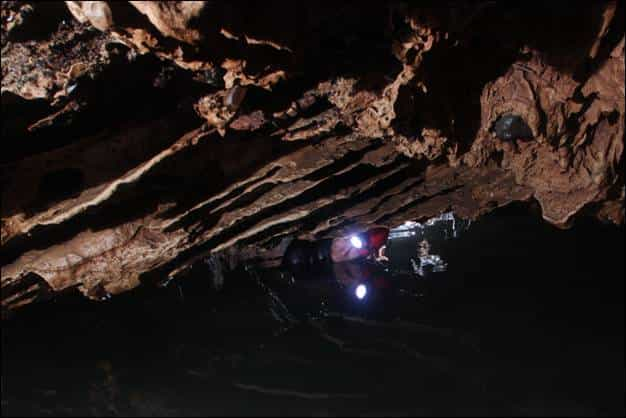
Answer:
[{"xmin": 2, "ymin": 204, "xmax": 624, "ymax": 416}]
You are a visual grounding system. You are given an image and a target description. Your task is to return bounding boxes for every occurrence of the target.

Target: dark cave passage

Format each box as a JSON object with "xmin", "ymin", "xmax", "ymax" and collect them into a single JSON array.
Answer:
[
  {"xmin": 2, "ymin": 204, "xmax": 623, "ymax": 416},
  {"xmin": 1, "ymin": 1, "xmax": 624, "ymax": 417}
]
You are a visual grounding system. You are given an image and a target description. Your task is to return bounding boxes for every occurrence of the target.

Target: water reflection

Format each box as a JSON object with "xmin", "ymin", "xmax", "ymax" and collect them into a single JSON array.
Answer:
[
  {"xmin": 269, "ymin": 212, "xmax": 470, "ymax": 301},
  {"xmin": 354, "ymin": 284, "xmax": 367, "ymax": 300},
  {"xmin": 265, "ymin": 212, "xmax": 471, "ymax": 320},
  {"xmin": 2, "ymin": 207, "xmax": 623, "ymax": 416}
]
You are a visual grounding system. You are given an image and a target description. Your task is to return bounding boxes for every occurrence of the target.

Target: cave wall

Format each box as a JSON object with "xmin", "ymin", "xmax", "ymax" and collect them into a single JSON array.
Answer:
[{"xmin": 1, "ymin": 1, "xmax": 623, "ymax": 312}]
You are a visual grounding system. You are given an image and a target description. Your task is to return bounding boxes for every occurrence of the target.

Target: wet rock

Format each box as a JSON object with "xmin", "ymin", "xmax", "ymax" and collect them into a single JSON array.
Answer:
[
  {"xmin": 0, "ymin": 1, "xmax": 623, "ymax": 311},
  {"xmin": 493, "ymin": 114, "xmax": 534, "ymax": 141},
  {"xmin": 224, "ymin": 85, "xmax": 247, "ymax": 111},
  {"xmin": 66, "ymin": 1, "xmax": 113, "ymax": 32}
]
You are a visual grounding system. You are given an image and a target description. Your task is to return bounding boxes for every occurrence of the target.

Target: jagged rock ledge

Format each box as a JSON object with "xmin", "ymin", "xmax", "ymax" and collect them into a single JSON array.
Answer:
[{"xmin": 1, "ymin": 1, "xmax": 623, "ymax": 313}]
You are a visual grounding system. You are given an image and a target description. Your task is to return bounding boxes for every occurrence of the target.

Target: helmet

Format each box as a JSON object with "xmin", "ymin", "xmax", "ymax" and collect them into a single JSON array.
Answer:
[{"xmin": 348, "ymin": 227, "xmax": 389, "ymax": 256}]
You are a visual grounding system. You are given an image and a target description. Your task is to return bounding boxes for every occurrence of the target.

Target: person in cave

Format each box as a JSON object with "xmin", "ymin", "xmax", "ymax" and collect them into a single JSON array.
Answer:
[{"xmin": 281, "ymin": 227, "xmax": 390, "ymax": 272}]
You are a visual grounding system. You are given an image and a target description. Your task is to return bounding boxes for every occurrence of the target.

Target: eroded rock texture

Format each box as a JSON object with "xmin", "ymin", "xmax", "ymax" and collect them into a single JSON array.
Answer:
[{"xmin": 2, "ymin": 1, "xmax": 624, "ymax": 313}]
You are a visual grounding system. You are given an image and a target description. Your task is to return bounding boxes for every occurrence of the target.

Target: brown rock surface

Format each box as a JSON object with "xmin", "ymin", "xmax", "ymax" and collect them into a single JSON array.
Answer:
[{"xmin": 1, "ymin": 1, "xmax": 623, "ymax": 313}]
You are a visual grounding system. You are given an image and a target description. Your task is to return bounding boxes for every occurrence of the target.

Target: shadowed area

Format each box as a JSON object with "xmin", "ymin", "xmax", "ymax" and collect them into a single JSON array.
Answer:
[{"xmin": 2, "ymin": 204, "xmax": 623, "ymax": 416}]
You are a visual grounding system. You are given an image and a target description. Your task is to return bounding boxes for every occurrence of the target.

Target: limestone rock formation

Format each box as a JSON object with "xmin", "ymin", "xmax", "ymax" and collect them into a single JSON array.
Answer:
[{"xmin": 2, "ymin": 1, "xmax": 623, "ymax": 313}]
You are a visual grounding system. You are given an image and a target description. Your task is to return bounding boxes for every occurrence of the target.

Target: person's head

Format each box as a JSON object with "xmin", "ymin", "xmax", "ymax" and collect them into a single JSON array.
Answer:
[{"xmin": 331, "ymin": 227, "xmax": 389, "ymax": 263}]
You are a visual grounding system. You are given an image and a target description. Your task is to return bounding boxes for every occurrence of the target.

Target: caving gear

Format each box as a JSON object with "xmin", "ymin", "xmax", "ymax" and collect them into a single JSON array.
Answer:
[{"xmin": 282, "ymin": 227, "xmax": 390, "ymax": 270}]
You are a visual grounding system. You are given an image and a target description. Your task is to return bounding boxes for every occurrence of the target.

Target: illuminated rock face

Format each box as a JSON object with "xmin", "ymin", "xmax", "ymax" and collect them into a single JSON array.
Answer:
[{"xmin": 1, "ymin": 1, "xmax": 624, "ymax": 312}]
